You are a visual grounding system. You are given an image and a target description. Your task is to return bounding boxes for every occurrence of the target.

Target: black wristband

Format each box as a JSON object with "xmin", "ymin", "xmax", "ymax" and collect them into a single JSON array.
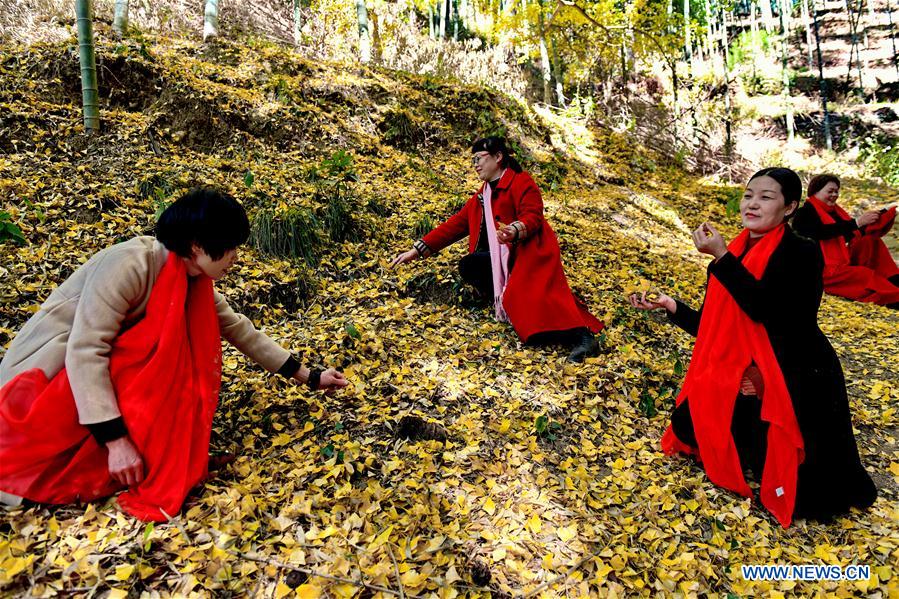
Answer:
[
  {"xmin": 277, "ymin": 355, "xmax": 302, "ymax": 378},
  {"xmin": 86, "ymin": 417, "xmax": 128, "ymax": 445},
  {"xmin": 307, "ymin": 368, "xmax": 323, "ymax": 390}
]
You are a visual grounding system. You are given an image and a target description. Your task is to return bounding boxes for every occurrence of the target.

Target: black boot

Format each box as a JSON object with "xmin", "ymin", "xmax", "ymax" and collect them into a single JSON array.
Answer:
[{"xmin": 567, "ymin": 329, "xmax": 599, "ymax": 363}]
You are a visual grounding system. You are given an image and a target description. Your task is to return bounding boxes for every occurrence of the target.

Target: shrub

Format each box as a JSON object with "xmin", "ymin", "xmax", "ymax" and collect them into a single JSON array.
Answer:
[
  {"xmin": 250, "ymin": 207, "xmax": 321, "ymax": 266},
  {"xmin": 0, "ymin": 211, "xmax": 25, "ymax": 245}
]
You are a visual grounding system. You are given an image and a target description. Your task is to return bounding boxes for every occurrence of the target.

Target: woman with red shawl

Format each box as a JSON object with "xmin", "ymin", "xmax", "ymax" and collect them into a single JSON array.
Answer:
[
  {"xmin": 792, "ymin": 174, "xmax": 899, "ymax": 308},
  {"xmin": 630, "ymin": 168, "xmax": 876, "ymax": 527},
  {"xmin": 0, "ymin": 189, "xmax": 347, "ymax": 520},
  {"xmin": 390, "ymin": 137, "xmax": 603, "ymax": 362}
]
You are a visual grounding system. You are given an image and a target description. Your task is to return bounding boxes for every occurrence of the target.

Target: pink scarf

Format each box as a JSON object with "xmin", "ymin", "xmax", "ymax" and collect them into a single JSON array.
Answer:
[{"xmin": 482, "ymin": 179, "xmax": 510, "ymax": 322}]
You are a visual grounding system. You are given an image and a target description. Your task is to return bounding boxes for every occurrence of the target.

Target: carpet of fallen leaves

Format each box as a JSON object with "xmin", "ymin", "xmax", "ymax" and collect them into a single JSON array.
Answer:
[{"xmin": 1, "ymin": 31, "xmax": 897, "ymax": 598}]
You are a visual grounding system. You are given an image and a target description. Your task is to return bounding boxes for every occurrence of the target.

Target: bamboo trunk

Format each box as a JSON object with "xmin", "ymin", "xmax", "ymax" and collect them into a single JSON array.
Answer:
[
  {"xmin": 538, "ymin": 0, "xmax": 552, "ymax": 104},
  {"xmin": 356, "ymin": 0, "xmax": 371, "ymax": 62},
  {"xmin": 760, "ymin": 0, "xmax": 775, "ymax": 31},
  {"xmin": 75, "ymin": 0, "xmax": 99, "ymax": 132},
  {"xmin": 203, "ymin": 0, "xmax": 219, "ymax": 40},
  {"xmin": 113, "ymin": 0, "xmax": 128, "ymax": 36},
  {"xmin": 780, "ymin": 0, "xmax": 794, "ymax": 142},
  {"xmin": 551, "ymin": 34, "xmax": 565, "ymax": 106},
  {"xmin": 801, "ymin": 0, "xmax": 814, "ymax": 69},
  {"xmin": 203, "ymin": 0, "xmax": 219, "ymax": 41},
  {"xmin": 811, "ymin": 0, "xmax": 833, "ymax": 149},
  {"xmin": 684, "ymin": 0, "xmax": 693, "ymax": 72},
  {"xmin": 888, "ymin": 0, "xmax": 899, "ymax": 74},
  {"xmin": 293, "ymin": 0, "xmax": 302, "ymax": 45}
]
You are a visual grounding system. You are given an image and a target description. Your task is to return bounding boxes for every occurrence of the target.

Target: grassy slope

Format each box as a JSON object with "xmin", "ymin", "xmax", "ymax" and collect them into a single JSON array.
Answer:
[{"xmin": 0, "ymin": 31, "xmax": 897, "ymax": 598}]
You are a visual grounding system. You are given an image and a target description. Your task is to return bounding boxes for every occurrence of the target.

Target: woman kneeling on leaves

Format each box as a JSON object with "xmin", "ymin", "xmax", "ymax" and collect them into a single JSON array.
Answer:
[
  {"xmin": 629, "ymin": 168, "xmax": 876, "ymax": 527},
  {"xmin": 0, "ymin": 188, "xmax": 347, "ymax": 521}
]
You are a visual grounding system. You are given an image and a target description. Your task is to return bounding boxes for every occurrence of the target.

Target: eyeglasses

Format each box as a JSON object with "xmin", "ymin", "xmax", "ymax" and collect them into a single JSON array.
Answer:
[{"xmin": 471, "ymin": 153, "xmax": 492, "ymax": 166}]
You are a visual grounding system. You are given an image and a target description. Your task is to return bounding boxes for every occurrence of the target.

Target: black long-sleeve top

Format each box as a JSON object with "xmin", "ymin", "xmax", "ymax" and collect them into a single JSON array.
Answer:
[
  {"xmin": 667, "ymin": 226, "xmax": 828, "ymax": 432},
  {"xmin": 665, "ymin": 225, "xmax": 876, "ymax": 519},
  {"xmin": 669, "ymin": 226, "xmax": 877, "ymax": 508},
  {"xmin": 793, "ymin": 201, "xmax": 858, "ymax": 243}
]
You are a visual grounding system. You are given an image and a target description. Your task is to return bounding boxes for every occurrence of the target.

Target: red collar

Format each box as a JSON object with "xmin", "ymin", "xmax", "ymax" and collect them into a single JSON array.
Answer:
[{"xmin": 495, "ymin": 169, "xmax": 515, "ymax": 191}]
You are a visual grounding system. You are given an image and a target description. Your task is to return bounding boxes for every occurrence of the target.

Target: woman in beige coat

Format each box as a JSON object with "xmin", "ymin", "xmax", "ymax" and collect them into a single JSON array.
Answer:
[{"xmin": 0, "ymin": 188, "xmax": 346, "ymax": 520}]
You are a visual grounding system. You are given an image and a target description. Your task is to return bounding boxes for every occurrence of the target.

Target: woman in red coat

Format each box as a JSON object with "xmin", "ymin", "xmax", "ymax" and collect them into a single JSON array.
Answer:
[
  {"xmin": 390, "ymin": 137, "xmax": 603, "ymax": 362},
  {"xmin": 792, "ymin": 174, "xmax": 899, "ymax": 308}
]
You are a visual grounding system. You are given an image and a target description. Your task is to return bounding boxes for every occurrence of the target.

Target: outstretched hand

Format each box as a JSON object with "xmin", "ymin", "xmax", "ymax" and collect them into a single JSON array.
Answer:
[
  {"xmin": 318, "ymin": 368, "xmax": 348, "ymax": 391},
  {"xmin": 628, "ymin": 291, "xmax": 676, "ymax": 313},
  {"xmin": 692, "ymin": 222, "xmax": 728, "ymax": 259},
  {"xmin": 389, "ymin": 249, "xmax": 418, "ymax": 268}
]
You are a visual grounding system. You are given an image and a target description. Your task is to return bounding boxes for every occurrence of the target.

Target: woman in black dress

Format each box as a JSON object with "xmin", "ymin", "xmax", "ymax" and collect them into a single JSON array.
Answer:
[{"xmin": 630, "ymin": 168, "xmax": 877, "ymax": 525}]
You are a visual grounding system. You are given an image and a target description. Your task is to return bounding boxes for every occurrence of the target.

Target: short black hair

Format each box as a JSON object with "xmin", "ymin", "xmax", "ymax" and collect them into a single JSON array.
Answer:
[
  {"xmin": 807, "ymin": 174, "xmax": 841, "ymax": 198},
  {"xmin": 471, "ymin": 136, "xmax": 523, "ymax": 172},
  {"xmin": 155, "ymin": 187, "xmax": 250, "ymax": 260}
]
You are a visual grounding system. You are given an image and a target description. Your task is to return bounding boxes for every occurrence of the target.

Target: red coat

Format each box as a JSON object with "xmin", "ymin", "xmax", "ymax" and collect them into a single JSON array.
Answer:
[{"xmin": 422, "ymin": 169, "xmax": 603, "ymax": 342}]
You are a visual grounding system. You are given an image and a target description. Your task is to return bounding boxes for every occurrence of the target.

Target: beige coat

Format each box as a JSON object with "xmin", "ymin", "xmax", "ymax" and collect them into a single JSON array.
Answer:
[{"xmin": 0, "ymin": 237, "xmax": 292, "ymax": 424}]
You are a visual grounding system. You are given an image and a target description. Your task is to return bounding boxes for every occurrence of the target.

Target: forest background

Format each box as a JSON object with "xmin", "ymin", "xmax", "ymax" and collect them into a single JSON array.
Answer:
[{"xmin": 0, "ymin": 0, "xmax": 897, "ymax": 596}]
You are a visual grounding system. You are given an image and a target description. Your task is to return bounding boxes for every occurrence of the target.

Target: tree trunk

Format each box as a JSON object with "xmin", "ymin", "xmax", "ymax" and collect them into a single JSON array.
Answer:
[
  {"xmin": 113, "ymin": 0, "xmax": 128, "ymax": 36},
  {"xmin": 704, "ymin": 0, "xmax": 715, "ymax": 72},
  {"xmin": 293, "ymin": 0, "xmax": 302, "ymax": 46},
  {"xmin": 780, "ymin": 0, "xmax": 794, "ymax": 142},
  {"xmin": 889, "ymin": 0, "xmax": 899, "ymax": 75},
  {"xmin": 370, "ymin": 8, "xmax": 382, "ymax": 62},
  {"xmin": 452, "ymin": 0, "xmax": 460, "ymax": 40},
  {"xmin": 811, "ymin": 0, "xmax": 833, "ymax": 150},
  {"xmin": 667, "ymin": 0, "xmax": 674, "ymax": 35},
  {"xmin": 722, "ymin": 10, "xmax": 733, "ymax": 158},
  {"xmin": 844, "ymin": 0, "xmax": 865, "ymax": 95},
  {"xmin": 75, "ymin": 0, "xmax": 99, "ymax": 132},
  {"xmin": 439, "ymin": 0, "xmax": 449, "ymax": 38},
  {"xmin": 684, "ymin": 0, "xmax": 693, "ymax": 71},
  {"xmin": 801, "ymin": 0, "xmax": 814, "ymax": 69},
  {"xmin": 760, "ymin": 0, "xmax": 775, "ymax": 32},
  {"xmin": 721, "ymin": 6, "xmax": 729, "ymax": 64},
  {"xmin": 750, "ymin": 0, "xmax": 759, "ymax": 35},
  {"xmin": 428, "ymin": 3, "xmax": 435, "ymax": 38},
  {"xmin": 551, "ymin": 34, "xmax": 565, "ymax": 106},
  {"xmin": 538, "ymin": 0, "xmax": 552, "ymax": 104},
  {"xmin": 203, "ymin": 0, "xmax": 219, "ymax": 41},
  {"xmin": 864, "ymin": 0, "xmax": 874, "ymax": 52},
  {"xmin": 860, "ymin": 0, "xmax": 872, "ymax": 92},
  {"xmin": 356, "ymin": 0, "xmax": 371, "ymax": 62}
]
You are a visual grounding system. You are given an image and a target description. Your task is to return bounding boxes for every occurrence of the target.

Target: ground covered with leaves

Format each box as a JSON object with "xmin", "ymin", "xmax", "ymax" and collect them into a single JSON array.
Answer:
[{"xmin": 1, "ymin": 31, "xmax": 897, "ymax": 598}]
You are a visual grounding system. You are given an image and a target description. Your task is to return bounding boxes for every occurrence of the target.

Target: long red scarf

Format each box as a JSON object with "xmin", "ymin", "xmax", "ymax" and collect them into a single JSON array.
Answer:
[
  {"xmin": 0, "ymin": 252, "xmax": 222, "ymax": 521},
  {"xmin": 805, "ymin": 196, "xmax": 857, "ymax": 267},
  {"xmin": 662, "ymin": 225, "xmax": 805, "ymax": 528}
]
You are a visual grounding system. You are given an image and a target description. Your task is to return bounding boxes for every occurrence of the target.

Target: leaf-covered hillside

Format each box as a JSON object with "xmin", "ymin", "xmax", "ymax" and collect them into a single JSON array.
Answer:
[{"xmin": 1, "ymin": 32, "xmax": 897, "ymax": 598}]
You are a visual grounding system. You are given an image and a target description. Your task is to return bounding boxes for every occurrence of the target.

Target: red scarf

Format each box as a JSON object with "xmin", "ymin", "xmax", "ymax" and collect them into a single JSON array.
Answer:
[
  {"xmin": 805, "ymin": 196, "xmax": 857, "ymax": 267},
  {"xmin": 662, "ymin": 225, "xmax": 805, "ymax": 528},
  {"xmin": 0, "ymin": 253, "xmax": 222, "ymax": 521}
]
